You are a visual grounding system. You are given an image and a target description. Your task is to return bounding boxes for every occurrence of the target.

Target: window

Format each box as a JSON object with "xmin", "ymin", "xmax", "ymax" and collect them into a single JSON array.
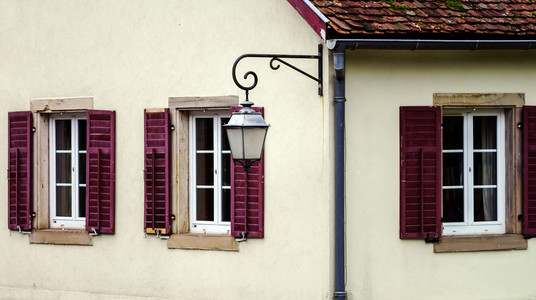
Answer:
[
  {"xmin": 144, "ymin": 96, "xmax": 265, "ymax": 250},
  {"xmin": 442, "ymin": 109, "xmax": 505, "ymax": 235},
  {"xmin": 399, "ymin": 93, "xmax": 536, "ymax": 252},
  {"xmin": 49, "ymin": 114, "xmax": 87, "ymax": 229},
  {"xmin": 189, "ymin": 112, "xmax": 231, "ymax": 234},
  {"xmin": 8, "ymin": 98, "xmax": 116, "ymax": 245}
]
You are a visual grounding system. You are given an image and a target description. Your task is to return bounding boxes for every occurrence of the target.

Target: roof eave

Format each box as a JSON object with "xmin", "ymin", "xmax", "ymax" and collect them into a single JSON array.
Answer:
[{"xmin": 287, "ymin": 0, "xmax": 329, "ymax": 41}]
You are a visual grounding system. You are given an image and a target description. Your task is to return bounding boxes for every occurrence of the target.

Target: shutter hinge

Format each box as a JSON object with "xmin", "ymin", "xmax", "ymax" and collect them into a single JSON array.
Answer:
[
  {"xmin": 170, "ymin": 214, "xmax": 176, "ymax": 220},
  {"xmin": 17, "ymin": 226, "xmax": 31, "ymax": 235},
  {"xmin": 31, "ymin": 126, "xmax": 36, "ymax": 133},
  {"xmin": 235, "ymin": 232, "xmax": 247, "ymax": 242},
  {"xmin": 518, "ymin": 214, "xmax": 523, "ymax": 221},
  {"xmin": 518, "ymin": 122, "xmax": 523, "ymax": 129},
  {"xmin": 424, "ymin": 232, "xmax": 440, "ymax": 243},
  {"xmin": 170, "ymin": 124, "xmax": 175, "ymax": 131}
]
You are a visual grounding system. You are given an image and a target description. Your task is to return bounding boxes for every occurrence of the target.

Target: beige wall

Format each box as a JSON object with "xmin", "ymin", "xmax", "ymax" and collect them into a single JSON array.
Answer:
[
  {"xmin": 345, "ymin": 50, "xmax": 536, "ymax": 299},
  {"xmin": 0, "ymin": 1, "xmax": 334, "ymax": 299}
]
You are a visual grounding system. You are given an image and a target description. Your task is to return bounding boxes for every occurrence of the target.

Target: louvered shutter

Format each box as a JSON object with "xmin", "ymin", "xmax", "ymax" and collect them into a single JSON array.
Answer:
[
  {"xmin": 8, "ymin": 111, "xmax": 32, "ymax": 231},
  {"xmin": 524, "ymin": 106, "xmax": 536, "ymax": 235},
  {"xmin": 144, "ymin": 109, "xmax": 171, "ymax": 234},
  {"xmin": 400, "ymin": 106, "xmax": 441, "ymax": 240},
  {"xmin": 230, "ymin": 106, "xmax": 265, "ymax": 238},
  {"xmin": 86, "ymin": 110, "xmax": 115, "ymax": 234}
]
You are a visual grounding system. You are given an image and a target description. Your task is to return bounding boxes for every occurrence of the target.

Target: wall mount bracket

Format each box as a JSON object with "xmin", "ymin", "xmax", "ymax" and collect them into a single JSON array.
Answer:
[{"xmin": 232, "ymin": 44, "xmax": 323, "ymax": 98}]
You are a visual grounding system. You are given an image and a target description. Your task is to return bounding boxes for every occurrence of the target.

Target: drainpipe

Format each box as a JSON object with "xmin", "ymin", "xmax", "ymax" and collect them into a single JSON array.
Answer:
[{"xmin": 332, "ymin": 43, "xmax": 346, "ymax": 300}]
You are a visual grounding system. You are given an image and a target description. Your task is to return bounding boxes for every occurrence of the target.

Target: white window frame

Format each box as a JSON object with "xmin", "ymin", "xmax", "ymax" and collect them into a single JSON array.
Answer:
[
  {"xmin": 443, "ymin": 108, "xmax": 505, "ymax": 235},
  {"xmin": 49, "ymin": 113, "xmax": 86, "ymax": 229},
  {"xmin": 189, "ymin": 111, "xmax": 231, "ymax": 234}
]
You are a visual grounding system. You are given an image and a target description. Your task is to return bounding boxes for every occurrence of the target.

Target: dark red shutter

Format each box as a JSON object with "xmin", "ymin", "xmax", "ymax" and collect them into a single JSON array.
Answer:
[
  {"xmin": 231, "ymin": 106, "xmax": 265, "ymax": 238},
  {"xmin": 400, "ymin": 106, "xmax": 441, "ymax": 240},
  {"xmin": 524, "ymin": 106, "xmax": 536, "ymax": 235},
  {"xmin": 7, "ymin": 111, "xmax": 32, "ymax": 231},
  {"xmin": 144, "ymin": 109, "xmax": 171, "ymax": 234},
  {"xmin": 86, "ymin": 110, "xmax": 115, "ymax": 234}
]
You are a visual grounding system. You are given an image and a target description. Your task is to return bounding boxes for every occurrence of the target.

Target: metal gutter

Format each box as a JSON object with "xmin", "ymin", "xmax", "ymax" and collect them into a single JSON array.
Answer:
[
  {"xmin": 327, "ymin": 39, "xmax": 536, "ymax": 50},
  {"xmin": 328, "ymin": 37, "xmax": 536, "ymax": 300}
]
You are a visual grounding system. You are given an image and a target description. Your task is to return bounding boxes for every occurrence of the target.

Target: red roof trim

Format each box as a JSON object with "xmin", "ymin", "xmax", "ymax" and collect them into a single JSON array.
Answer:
[{"xmin": 288, "ymin": 0, "xmax": 328, "ymax": 41}]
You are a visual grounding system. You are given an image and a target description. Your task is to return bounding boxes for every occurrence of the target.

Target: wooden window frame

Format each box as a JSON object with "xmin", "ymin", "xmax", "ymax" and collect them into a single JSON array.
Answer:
[
  {"xmin": 188, "ymin": 111, "xmax": 231, "ymax": 235},
  {"xmin": 49, "ymin": 113, "xmax": 87, "ymax": 229},
  {"xmin": 442, "ymin": 109, "xmax": 506, "ymax": 235},
  {"xmin": 167, "ymin": 96, "xmax": 239, "ymax": 251},
  {"xmin": 30, "ymin": 98, "xmax": 94, "ymax": 246},
  {"xmin": 433, "ymin": 93, "xmax": 526, "ymax": 252}
]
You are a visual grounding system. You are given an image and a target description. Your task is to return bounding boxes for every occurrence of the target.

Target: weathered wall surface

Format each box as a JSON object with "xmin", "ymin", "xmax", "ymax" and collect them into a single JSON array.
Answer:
[
  {"xmin": 345, "ymin": 50, "xmax": 536, "ymax": 300},
  {"xmin": 0, "ymin": 1, "xmax": 332, "ymax": 299}
]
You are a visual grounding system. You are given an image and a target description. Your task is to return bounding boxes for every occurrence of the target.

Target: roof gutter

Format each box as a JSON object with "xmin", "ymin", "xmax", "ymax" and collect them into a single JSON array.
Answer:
[
  {"xmin": 327, "ymin": 38, "xmax": 536, "ymax": 50},
  {"xmin": 329, "ymin": 37, "xmax": 536, "ymax": 300}
]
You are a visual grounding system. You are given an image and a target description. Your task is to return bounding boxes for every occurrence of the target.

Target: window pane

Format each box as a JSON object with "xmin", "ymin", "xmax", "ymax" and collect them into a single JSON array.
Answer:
[
  {"xmin": 78, "ymin": 119, "xmax": 87, "ymax": 151},
  {"xmin": 196, "ymin": 188, "xmax": 214, "ymax": 221},
  {"xmin": 443, "ymin": 153, "xmax": 463, "ymax": 186},
  {"xmin": 221, "ymin": 153, "xmax": 231, "ymax": 186},
  {"xmin": 222, "ymin": 189, "xmax": 231, "ymax": 222},
  {"xmin": 79, "ymin": 186, "xmax": 86, "ymax": 218},
  {"xmin": 473, "ymin": 116, "xmax": 497, "ymax": 149},
  {"xmin": 196, "ymin": 153, "xmax": 214, "ymax": 185},
  {"xmin": 474, "ymin": 153, "xmax": 497, "ymax": 185},
  {"xmin": 443, "ymin": 116, "xmax": 463, "ymax": 150},
  {"xmin": 196, "ymin": 118, "xmax": 213, "ymax": 150},
  {"xmin": 221, "ymin": 117, "xmax": 230, "ymax": 151},
  {"xmin": 56, "ymin": 186, "xmax": 72, "ymax": 217},
  {"xmin": 79, "ymin": 153, "xmax": 86, "ymax": 184},
  {"xmin": 56, "ymin": 153, "xmax": 72, "ymax": 183},
  {"xmin": 474, "ymin": 188, "xmax": 497, "ymax": 221},
  {"xmin": 443, "ymin": 189, "xmax": 464, "ymax": 222},
  {"xmin": 55, "ymin": 120, "xmax": 71, "ymax": 150}
]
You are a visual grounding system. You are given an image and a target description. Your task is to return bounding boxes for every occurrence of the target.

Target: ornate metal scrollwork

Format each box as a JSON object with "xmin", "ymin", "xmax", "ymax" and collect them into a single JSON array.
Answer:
[{"xmin": 232, "ymin": 44, "xmax": 323, "ymax": 100}]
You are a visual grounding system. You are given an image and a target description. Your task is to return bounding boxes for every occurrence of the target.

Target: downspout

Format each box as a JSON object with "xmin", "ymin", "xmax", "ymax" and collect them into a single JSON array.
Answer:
[{"xmin": 332, "ymin": 43, "xmax": 346, "ymax": 300}]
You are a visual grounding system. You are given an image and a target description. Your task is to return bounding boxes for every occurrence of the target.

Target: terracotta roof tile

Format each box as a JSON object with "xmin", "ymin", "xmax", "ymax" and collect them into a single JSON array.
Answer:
[{"xmin": 310, "ymin": 0, "xmax": 536, "ymax": 38}]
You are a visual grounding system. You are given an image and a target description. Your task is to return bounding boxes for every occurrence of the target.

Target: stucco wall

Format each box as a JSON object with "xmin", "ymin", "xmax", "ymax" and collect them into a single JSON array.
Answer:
[
  {"xmin": 345, "ymin": 50, "xmax": 536, "ymax": 300},
  {"xmin": 0, "ymin": 1, "xmax": 333, "ymax": 299}
]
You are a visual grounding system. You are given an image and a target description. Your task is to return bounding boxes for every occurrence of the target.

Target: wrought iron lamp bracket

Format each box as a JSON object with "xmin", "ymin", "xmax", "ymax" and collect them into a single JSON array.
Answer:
[{"xmin": 232, "ymin": 44, "xmax": 323, "ymax": 98}]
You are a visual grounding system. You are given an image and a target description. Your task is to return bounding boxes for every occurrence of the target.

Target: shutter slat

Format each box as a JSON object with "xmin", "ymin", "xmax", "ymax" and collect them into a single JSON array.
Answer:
[
  {"xmin": 8, "ymin": 111, "xmax": 32, "ymax": 231},
  {"xmin": 85, "ymin": 110, "xmax": 115, "ymax": 234},
  {"xmin": 400, "ymin": 106, "xmax": 441, "ymax": 240},
  {"xmin": 231, "ymin": 106, "xmax": 265, "ymax": 238},
  {"xmin": 144, "ymin": 109, "xmax": 171, "ymax": 234},
  {"xmin": 523, "ymin": 106, "xmax": 536, "ymax": 235}
]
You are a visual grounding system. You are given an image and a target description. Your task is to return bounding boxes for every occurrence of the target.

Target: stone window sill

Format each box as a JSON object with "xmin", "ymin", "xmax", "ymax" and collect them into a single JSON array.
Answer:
[
  {"xmin": 167, "ymin": 234, "xmax": 239, "ymax": 251},
  {"xmin": 29, "ymin": 229, "xmax": 93, "ymax": 246},
  {"xmin": 434, "ymin": 234, "xmax": 527, "ymax": 253}
]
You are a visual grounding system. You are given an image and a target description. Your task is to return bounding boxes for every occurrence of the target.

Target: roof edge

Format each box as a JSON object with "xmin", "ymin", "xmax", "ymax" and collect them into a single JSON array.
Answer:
[{"xmin": 287, "ymin": 0, "xmax": 328, "ymax": 41}]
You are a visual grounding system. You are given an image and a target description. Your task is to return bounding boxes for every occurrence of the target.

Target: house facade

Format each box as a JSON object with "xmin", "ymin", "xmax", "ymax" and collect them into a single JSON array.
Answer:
[
  {"xmin": 3, "ymin": 0, "xmax": 536, "ymax": 299},
  {"xmin": 1, "ymin": 1, "xmax": 333, "ymax": 299}
]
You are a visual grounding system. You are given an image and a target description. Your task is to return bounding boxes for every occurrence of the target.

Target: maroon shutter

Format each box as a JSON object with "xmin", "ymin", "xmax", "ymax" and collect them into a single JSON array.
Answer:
[
  {"xmin": 400, "ymin": 106, "xmax": 441, "ymax": 240},
  {"xmin": 86, "ymin": 110, "xmax": 115, "ymax": 234},
  {"xmin": 144, "ymin": 109, "xmax": 171, "ymax": 234},
  {"xmin": 231, "ymin": 106, "xmax": 265, "ymax": 238},
  {"xmin": 8, "ymin": 111, "xmax": 32, "ymax": 231},
  {"xmin": 524, "ymin": 106, "xmax": 536, "ymax": 235}
]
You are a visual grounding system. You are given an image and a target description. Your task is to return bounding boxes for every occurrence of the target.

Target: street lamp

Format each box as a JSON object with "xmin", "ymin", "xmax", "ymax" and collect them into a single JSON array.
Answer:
[{"xmin": 224, "ymin": 99, "xmax": 269, "ymax": 172}]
